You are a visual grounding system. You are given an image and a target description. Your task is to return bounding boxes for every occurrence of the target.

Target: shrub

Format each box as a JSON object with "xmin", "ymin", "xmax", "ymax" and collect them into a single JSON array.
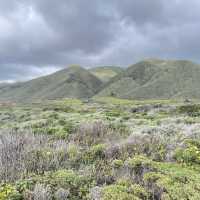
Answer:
[
  {"xmin": 93, "ymin": 160, "xmax": 114, "ymax": 185},
  {"xmin": 102, "ymin": 184, "xmax": 139, "ymax": 200},
  {"xmin": 174, "ymin": 139, "xmax": 200, "ymax": 165},
  {"xmin": 0, "ymin": 132, "xmax": 48, "ymax": 181},
  {"xmin": 109, "ymin": 123, "xmax": 130, "ymax": 137},
  {"xmin": 0, "ymin": 184, "xmax": 22, "ymax": 200},
  {"xmin": 51, "ymin": 170, "xmax": 94, "ymax": 199},
  {"xmin": 67, "ymin": 144, "xmax": 80, "ymax": 160},
  {"xmin": 102, "ymin": 180, "xmax": 148, "ymax": 200},
  {"xmin": 105, "ymin": 109, "xmax": 121, "ymax": 118},
  {"xmin": 126, "ymin": 155, "xmax": 154, "ymax": 172},
  {"xmin": 112, "ymin": 159, "xmax": 124, "ymax": 169},
  {"xmin": 178, "ymin": 104, "xmax": 200, "ymax": 117},
  {"xmin": 90, "ymin": 144, "xmax": 106, "ymax": 159},
  {"xmin": 126, "ymin": 155, "xmax": 156, "ymax": 183},
  {"xmin": 74, "ymin": 121, "xmax": 108, "ymax": 145},
  {"xmin": 15, "ymin": 179, "xmax": 34, "ymax": 193},
  {"xmin": 62, "ymin": 121, "xmax": 75, "ymax": 135},
  {"xmin": 82, "ymin": 144, "xmax": 106, "ymax": 164},
  {"xmin": 0, "ymin": 132, "xmax": 69, "ymax": 181}
]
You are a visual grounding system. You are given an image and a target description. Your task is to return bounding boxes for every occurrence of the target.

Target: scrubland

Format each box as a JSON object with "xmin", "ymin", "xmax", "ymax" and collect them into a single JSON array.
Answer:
[{"xmin": 1, "ymin": 97, "xmax": 200, "ymax": 199}]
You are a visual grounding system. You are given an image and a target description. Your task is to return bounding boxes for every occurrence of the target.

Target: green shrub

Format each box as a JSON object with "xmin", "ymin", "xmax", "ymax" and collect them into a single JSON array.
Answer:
[
  {"xmin": 67, "ymin": 144, "xmax": 80, "ymax": 160},
  {"xmin": 102, "ymin": 180, "xmax": 148, "ymax": 200},
  {"xmin": 109, "ymin": 123, "xmax": 130, "ymax": 137},
  {"xmin": 143, "ymin": 172, "xmax": 164, "ymax": 184},
  {"xmin": 105, "ymin": 109, "xmax": 121, "ymax": 118},
  {"xmin": 102, "ymin": 184, "xmax": 139, "ymax": 200},
  {"xmin": 151, "ymin": 144, "xmax": 167, "ymax": 162},
  {"xmin": 174, "ymin": 139, "xmax": 200, "ymax": 165},
  {"xmin": 51, "ymin": 170, "xmax": 94, "ymax": 199},
  {"xmin": 90, "ymin": 144, "xmax": 106, "ymax": 158},
  {"xmin": 143, "ymin": 167, "xmax": 200, "ymax": 200},
  {"xmin": 15, "ymin": 179, "xmax": 35, "ymax": 193},
  {"xmin": 25, "ymin": 148, "xmax": 68, "ymax": 174},
  {"xmin": 178, "ymin": 104, "xmax": 200, "ymax": 117},
  {"xmin": 93, "ymin": 160, "xmax": 114, "ymax": 185},
  {"xmin": 127, "ymin": 155, "xmax": 154, "ymax": 171},
  {"xmin": 112, "ymin": 159, "xmax": 124, "ymax": 168},
  {"xmin": 82, "ymin": 144, "xmax": 106, "ymax": 164},
  {"xmin": 0, "ymin": 184, "xmax": 22, "ymax": 200},
  {"xmin": 63, "ymin": 121, "xmax": 74, "ymax": 135}
]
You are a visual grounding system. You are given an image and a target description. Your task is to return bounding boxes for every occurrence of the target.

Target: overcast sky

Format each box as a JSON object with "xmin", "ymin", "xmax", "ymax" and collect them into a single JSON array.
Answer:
[{"xmin": 0, "ymin": 0, "xmax": 200, "ymax": 82}]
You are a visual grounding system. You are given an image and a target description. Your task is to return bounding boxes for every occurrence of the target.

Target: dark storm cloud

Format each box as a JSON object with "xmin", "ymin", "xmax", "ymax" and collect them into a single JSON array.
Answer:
[
  {"xmin": 0, "ymin": 0, "xmax": 200, "ymax": 81},
  {"xmin": 114, "ymin": 0, "xmax": 164, "ymax": 26}
]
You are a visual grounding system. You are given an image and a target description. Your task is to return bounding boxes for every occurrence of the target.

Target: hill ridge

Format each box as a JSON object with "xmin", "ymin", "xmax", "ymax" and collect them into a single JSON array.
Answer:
[
  {"xmin": 97, "ymin": 59, "xmax": 200, "ymax": 99},
  {"xmin": 0, "ymin": 66, "xmax": 103, "ymax": 102},
  {"xmin": 1, "ymin": 59, "xmax": 200, "ymax": 101}
]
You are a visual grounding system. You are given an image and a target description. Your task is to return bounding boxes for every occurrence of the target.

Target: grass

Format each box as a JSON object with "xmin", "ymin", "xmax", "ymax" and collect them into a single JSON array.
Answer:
[{"xmin": 89, "ymin": 66, "xmax": 124, "ymax": 82}]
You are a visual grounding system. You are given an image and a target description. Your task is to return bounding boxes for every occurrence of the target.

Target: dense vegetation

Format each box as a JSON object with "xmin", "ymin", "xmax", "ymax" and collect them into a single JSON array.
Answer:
[{"xmin": 1, "ymin": 97, "xmax": 200, "ymax": 199}]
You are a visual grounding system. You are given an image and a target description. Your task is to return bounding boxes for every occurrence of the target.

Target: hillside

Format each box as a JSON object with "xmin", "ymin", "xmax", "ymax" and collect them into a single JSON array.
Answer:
[
  {"xmin": 2, "ymin": 59, "xmax": 200, "ymax": 101},
  {"xmin": 89, "ymin": 66, "xmax": 124, "ymax": 82},
  {"xmin": 0, "ymin": 66, "xmax": 103, "ymax": 101},
  {"xmin": 97, "ymin": 59, "xmax": 200, "ymax": 99}
]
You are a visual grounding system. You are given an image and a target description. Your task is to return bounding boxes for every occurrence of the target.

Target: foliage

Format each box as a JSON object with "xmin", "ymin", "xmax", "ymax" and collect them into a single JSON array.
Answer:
[
  {"xmin": 112, "ymin": 159, "xmax": 124, "ymax": 168},
  {"xmin": 174, "ymin": 139, "xmax": 200, "ymax": 165},
  {"xmin": 0, "ymin": 184, "xmax": 22, "ymax": 200},
  {"xmin": 178, "ymin": 104, "xmax": 200, "ymax": 116},
  {"xmin": 50, "ymin": 170, "xmax": 95, "ymax": 199},
  {"xmin": 1, "ymin": 98, "xmax": 200, "ymax": 199},
  {"xmin": 102, "ymin": 180, "xmax": 148, "ymax": 200}
]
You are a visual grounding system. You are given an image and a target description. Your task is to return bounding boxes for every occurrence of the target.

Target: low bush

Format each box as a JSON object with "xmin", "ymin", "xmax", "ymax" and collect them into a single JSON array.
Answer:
[
  {"xmin": 178, "ymin": 104, "xmax": 200, "ymax": 117},
  {"xmin": 102, "ymin": 179, "xmax": 148, "ymax": 200},
  {"xmin": 0, "ymin": 184, "xmax": 22, "ymax": 200},
  {"xmin": 50, "ymin": 170, "xmax": 95, "ymax": 199},
  {"xmin": 174, "ymin": 139, "xmax": 200, "ymax": 165}
]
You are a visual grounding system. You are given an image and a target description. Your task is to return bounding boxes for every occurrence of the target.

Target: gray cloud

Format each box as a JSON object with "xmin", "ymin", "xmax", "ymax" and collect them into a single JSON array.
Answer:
[{"xmin": 0, "ymin": 0, "xmax": 200, "ymax": 81}]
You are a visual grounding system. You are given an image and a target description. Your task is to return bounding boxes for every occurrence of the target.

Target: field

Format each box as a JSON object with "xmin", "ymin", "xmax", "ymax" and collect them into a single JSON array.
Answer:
[{"xmin": 1, "ymin": 97, "xmax": 200, "ymax": 199}]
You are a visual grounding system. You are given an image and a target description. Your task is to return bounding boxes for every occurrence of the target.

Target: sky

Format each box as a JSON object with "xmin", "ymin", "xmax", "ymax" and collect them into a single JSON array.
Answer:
[{"xmin": 0, "ymin": 0, "xmax": 200, "ymax": 82}]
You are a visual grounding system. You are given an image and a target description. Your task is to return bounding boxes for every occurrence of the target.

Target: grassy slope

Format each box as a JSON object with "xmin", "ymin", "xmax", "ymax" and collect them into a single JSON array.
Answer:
[
  {"xmin": 2, "ymin": 59, "xmax": 200, "ymax": 101},
  {"xmin": 0, "ymin": 66, "xmax": 103, "ymax": 102},
  {"xmin": 97, "ymin": 59, "xmax": 200, "ymax": 99},
  {"xmin": 89, "ymin": 66, "xmax": 124, "ymax": 82}
]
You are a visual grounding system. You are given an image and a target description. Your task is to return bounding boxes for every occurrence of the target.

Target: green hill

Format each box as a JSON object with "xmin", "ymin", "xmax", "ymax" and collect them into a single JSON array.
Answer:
[
  {"xmin": 2, "ymin": 59, "xmax": 200, "ymax": 101},
  {"xmin": 97, "ymin": 59, "xmax": 200, "ymax": 99},
  {"xmin": 0, "ymin": 66, "xmax": 103, "ymax": 102},
  {"xmin": 89, "ymin": 66, "xmax": 124, "ymax": 82}
]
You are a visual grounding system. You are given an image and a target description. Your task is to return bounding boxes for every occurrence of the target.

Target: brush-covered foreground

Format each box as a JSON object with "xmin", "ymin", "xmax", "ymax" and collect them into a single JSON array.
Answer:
[{"xmin": 1, "ymin": 97, "xmax": 200, "ymax": 199}]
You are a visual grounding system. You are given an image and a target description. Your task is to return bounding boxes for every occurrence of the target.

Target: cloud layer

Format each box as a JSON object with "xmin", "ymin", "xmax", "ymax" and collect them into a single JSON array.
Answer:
[{"xmin": 0, "ymin": 0, "xmax": 200, "ymax": 81}]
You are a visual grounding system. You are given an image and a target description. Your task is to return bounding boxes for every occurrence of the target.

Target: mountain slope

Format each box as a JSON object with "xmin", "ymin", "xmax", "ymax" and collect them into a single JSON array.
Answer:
[
  {"xmin": 97, "ymin": 59, "xmax": 200, "ymax": 99},
  {"xmin": 0, "ymin": 66, "xmax": 103, "ymax": 101},
  {"xmin": 89, "ymin": 66, "xmax": 124, "ymax": 82},
  {"xmin": 2, "ymin": 59, "xmax": 200, "ymax": 101}
]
